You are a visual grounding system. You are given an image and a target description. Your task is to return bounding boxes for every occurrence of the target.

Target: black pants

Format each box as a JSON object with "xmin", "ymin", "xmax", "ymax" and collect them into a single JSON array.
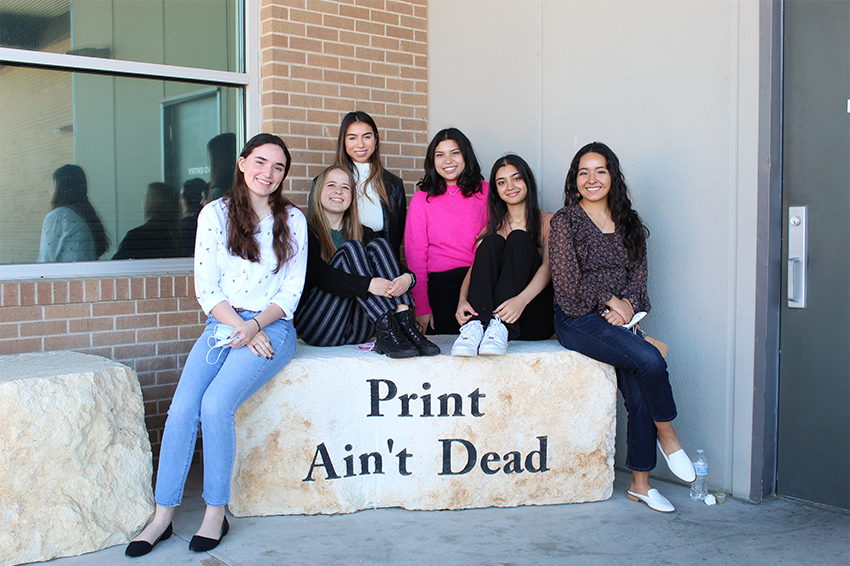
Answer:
[
  {"xmin": 466, "ymin": 231, "xmax": 554, "ymax": 341},
  {"xmin": 427, "ymin": 267, "xmax": 467, "ymax": 335}
]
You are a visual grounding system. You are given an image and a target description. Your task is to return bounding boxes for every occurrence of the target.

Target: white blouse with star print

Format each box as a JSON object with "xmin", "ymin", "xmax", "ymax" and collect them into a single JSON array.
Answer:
[{"xmin": 194, "ymin": 198, "xmax": 308, "ymax": 319}]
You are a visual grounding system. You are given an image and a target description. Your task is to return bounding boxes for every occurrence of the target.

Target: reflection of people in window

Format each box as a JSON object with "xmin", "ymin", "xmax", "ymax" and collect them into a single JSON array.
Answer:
[
  {"xmin": 38, "ymin": 165, "xmax": 110, "ymax": 263},
  {"xmin": 180, "ymin": 178, "xmax": 206, "ymax": 256},
  {"xmin": 113, "ymin": 182, "xmax": 182, "ymax": 260},
  {"xmin": 206, "ymin": 133, "xmax": 237, "ymax": 202}
]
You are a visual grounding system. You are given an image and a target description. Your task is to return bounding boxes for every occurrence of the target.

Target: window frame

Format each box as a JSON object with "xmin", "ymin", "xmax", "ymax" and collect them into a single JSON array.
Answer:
[{"xmin": 0, "ymin": 0, "xmax": 260, "ymax": 281}]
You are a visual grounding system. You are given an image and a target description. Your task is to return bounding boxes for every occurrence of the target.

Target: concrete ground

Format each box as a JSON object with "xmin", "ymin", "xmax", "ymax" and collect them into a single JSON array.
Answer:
[{"xmin": 32, "ymin": 468, "xmax": 848, "ymax": 566}]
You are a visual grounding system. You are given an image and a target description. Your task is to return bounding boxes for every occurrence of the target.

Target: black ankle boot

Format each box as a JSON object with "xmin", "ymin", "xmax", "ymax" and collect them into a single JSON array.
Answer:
[
  {"xmin": 395, "ymin": 309, "xmax": 440, "ymax": 356},
  {"xmin": 374, "ymin": 310, "xmax": 419, "ymax": 358}
]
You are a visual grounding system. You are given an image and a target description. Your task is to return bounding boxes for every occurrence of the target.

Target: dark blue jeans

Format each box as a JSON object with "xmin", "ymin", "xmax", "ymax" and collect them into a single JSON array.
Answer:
[{"xmin": 554, "ymin": 306, "xmax": 676, "ymax": 471}]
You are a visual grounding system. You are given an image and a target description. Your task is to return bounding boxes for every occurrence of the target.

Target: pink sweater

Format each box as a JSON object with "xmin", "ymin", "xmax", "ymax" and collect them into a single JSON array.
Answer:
[{"xmin": 404, "ymin": 182, "xmax": 489, "ymax": 315}]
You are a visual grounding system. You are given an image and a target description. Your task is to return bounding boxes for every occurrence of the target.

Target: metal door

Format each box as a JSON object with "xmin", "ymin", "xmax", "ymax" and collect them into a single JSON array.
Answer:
[{"xmin": 777, "ymin": 0, "xmax": 849, "ymax": 509}]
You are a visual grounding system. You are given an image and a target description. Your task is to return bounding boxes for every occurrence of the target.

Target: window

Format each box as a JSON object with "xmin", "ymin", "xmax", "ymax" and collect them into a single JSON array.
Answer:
[{"xmin": 0, "ymin": 0, "xmax": 259, "ymax": 278}]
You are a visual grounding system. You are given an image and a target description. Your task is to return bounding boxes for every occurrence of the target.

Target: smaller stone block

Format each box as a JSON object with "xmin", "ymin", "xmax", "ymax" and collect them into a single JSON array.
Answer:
[
  {"xmin": 0, "ymin": 351, "xmax": 154, "ymax": 566},
  {"xmin": 230, "ymin": 336, "xmax": 616, "ymax": 516}
]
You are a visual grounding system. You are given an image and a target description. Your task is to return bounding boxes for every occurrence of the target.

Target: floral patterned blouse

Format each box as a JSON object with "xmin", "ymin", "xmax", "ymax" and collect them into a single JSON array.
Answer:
[{"xmin": 548, "ymin": 203, "xmax": 649, "ymax": 318}]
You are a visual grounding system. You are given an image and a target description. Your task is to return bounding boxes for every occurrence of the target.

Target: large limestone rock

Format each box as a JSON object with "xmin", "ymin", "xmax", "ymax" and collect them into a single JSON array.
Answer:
[
  {"xmin": 0, "ymin": 352, "xmax": 154, "ymax": 566},
  {"xmin": 231, "ymin": 336, "xmax": 616, "ymax": 516}
]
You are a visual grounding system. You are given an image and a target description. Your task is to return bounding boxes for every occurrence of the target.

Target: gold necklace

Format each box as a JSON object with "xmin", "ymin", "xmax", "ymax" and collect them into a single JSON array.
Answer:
[{"xmin": 586, "ymin": 209, "xmax": 612, "ymax": 233}]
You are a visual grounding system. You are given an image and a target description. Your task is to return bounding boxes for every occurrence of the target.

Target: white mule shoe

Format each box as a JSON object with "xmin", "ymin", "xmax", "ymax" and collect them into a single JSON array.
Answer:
[
  {"xmin": 657, "ymin": 440, "xmax": 696, "ymax": 483},
  {"xmin": 627, "ymin": 489, "xmax": 675, "ymax": 513}
]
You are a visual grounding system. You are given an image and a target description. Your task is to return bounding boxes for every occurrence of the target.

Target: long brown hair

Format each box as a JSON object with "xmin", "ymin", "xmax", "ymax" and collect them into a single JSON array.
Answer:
[
  {"xmin": 51, "ymin": 164, "xmax": 110, "ymax": 258},
  {"xmin": 334, "ymin": 111, "xmax": 390, "ymax": 208},
  {"xmin": 225, "ymin": 134, "xmax": 295, "ymax": 273},
  {"xmin": 564, "ymin": 142, "xmax": 649, "ymax": 264},
  {"xmin": 309, "ymin": 166, "xmax": 363, "ymax": 261}
]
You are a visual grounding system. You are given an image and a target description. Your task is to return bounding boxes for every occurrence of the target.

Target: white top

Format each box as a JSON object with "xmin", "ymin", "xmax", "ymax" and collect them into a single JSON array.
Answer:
[
  {"xmin": 193, "ymin": 199, "xmax": 308, "ymax": 319},
  {"xmin": 37, "ymin": 207, "xmax": 97, "ymax": 263},
  {"xmin": 353, "ymin": 161, "xmax": 384, "ymax": 232}
]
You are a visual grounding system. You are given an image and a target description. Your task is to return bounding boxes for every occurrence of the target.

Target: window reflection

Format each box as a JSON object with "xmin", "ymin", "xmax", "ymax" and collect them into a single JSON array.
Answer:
[
  {"xmin": 0, "ymin": 66, "xmax": 242, "ymax": 264},
  {"xmin": 0, "ymin": 0, "xmax": 240, "ymax": 73}
]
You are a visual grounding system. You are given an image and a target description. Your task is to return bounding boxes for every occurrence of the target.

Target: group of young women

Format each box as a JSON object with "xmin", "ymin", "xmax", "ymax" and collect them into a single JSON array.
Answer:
[{"xmin": 126, "ymin": 113, "xmax": 695, "ymax": 558}]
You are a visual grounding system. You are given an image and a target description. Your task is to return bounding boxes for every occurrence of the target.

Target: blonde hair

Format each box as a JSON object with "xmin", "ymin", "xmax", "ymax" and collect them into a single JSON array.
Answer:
[{"xmin": 309, "ymin": 166, "xmax": 364, "ymax": 261}]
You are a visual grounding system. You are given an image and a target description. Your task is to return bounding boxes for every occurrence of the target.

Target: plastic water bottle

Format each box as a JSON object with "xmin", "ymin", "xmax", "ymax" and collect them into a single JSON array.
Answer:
[{"xmin": 690, "ymin": 449, "xmax": 708, "ymax": 500}]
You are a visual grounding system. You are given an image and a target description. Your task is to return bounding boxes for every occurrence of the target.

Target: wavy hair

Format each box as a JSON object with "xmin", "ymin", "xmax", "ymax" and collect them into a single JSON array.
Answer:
[
  {"xmin": 563, "ymin": 142, "xmax": 649, "ymax": 263},
  {"xmin": 226, "ymin": 133, "xmax": 295, "ymax": 273},
  {"xmin": 308, "ymin": 166, "xmax": 363, "ymax": 262},
  {"xmin": 334, "ymin": 111, "xmax": 389, "ymax": 208},
  {"xmin": 485, "ymin": 154, "xmax": 543, "ymax": 247},
  {"xmin": 51, "ymin": 164, "xmax": 110, "ymax": 258},
  {"xmin": 416, "ymin": 128, "xmax": 483, "ymax": 201}
]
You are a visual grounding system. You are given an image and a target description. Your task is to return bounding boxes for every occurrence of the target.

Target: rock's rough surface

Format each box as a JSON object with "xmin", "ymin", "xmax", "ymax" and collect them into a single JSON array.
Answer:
[
  {"xmin": 0, "ymin": 351, "xmax": 154, "ymax": 566},
  {"xmin": 231, "ymin": 336, "xmax": 616, "ymax": 516}
]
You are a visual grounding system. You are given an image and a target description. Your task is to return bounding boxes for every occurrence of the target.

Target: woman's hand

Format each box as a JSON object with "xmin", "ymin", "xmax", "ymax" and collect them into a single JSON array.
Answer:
[
  {"xmin": 247, "ymin": 330, "xmax": 274, "ymax": 359},
  {"xmin": 368, "ymin": 277, "xmax": 394, "ymax": 298},
  {"xmin": 603, "ymin": 296, "xmax": 634, "ymax": 326},
  {"xmin": 387, "ymin": 273, "xmax": 413, "ymax": 297},
  {"xmin": 455, "ymin": 298, "xmax": 478, "ymax": 325},
  {"xmin": 416, "ymin": 313, "xmax": 434, "ymax": 331},
  {"xmin": 493, "ymin": 295, "xmax": 529, "ymax": 325},
  {"xmin": 228, "ymin": 318, "xmax": 260, "ymax": 349}
]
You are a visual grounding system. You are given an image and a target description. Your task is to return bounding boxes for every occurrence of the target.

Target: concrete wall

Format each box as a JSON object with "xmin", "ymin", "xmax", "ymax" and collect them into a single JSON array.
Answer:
[{"xmin": 429, "ymin": 0, "xmax": 763, "ymax": 497}]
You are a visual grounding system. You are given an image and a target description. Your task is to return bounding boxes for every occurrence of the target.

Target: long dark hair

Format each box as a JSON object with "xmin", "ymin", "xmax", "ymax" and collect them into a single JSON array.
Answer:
[
  {"xmin": 485, "ymin": 154, "xmax": 543, "ymax": 247},
  {"xmin": 334, "ymin": 111, "xmax": 389, "ymax": 207},
  {"xmin": 226, "ymin": 133, "xmax": 295, "ymax": 273},
  {"xmin": 143, "ymin": 182, "xmax": 181, "ymax": 247},
  {"xmin": 51, "ymin": 164, "xmax": 110, "ymax": 258},
  {"xmin": 564, "ymin": 142, "xmax": 648, "ymax": 263},
  {"xmin": 417, "ymin": 127, "xmax": 483, "ymax": 200},
  {"xmin": 309, "ymin": 166, "xmax": 363, "ymax": 261},
  {"xmin": 208, "ymin": 133, "xmax": 237, "ymax": 194}
]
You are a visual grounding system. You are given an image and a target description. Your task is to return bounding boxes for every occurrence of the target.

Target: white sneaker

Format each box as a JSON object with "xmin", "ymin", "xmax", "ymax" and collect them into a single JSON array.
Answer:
[
  {"xmin": 452, "ymin": 320, "xmax": 484, "ymax": 357},
  {"xmin": 478, "ymin": 316, "xmax": 508, "ymax": 356}
]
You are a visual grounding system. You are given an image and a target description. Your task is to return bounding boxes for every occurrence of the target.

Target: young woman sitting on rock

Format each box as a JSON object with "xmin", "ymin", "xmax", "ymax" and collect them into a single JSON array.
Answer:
[
  {"xmin": 295, "ymin": 165, "xmax": 439, "ymax": 358},
  {"xmin": 452, "ymin": 154, "xmax": 555, "ymax": 356}
]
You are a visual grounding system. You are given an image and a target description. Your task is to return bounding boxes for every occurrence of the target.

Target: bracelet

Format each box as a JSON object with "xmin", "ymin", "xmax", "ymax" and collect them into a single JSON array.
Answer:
[
  {"xmin": 251, "ymin": 318, "xmax": 261, "ymax": 331},
  {"xmin": 408, "ymin": 271, "xmax": 416, "ymax": 289}
]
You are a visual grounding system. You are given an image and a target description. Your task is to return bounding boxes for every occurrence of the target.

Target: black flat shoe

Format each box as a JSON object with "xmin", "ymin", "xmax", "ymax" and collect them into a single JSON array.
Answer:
[
  {"xmin": 125, "ymin": 522, "xmax": 173, "ymax": 557},
  {"xmin": 189, "ymin": 516, "xmax": 229, "ymax": 552}
]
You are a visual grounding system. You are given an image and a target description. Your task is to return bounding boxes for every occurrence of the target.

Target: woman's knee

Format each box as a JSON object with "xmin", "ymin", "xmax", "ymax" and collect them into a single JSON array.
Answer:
[
  {"xmin": 335, "ymin": 239, "xmax": 367, "ymax": 262},
  {"xmin": 634, "ymin": 341, "xmax": 667, "ymax": 377},
  {"xmin": 199, "ymin": 388, "xmax": 235, "ymax": 425},
  {"xmin": 477, "ymin": 233, "xmax": 506, "ymax": 254},
  {"xmin": 504, "ymin": 229, "xmax": 535, "ymax": 248},
  {"xmin": 366, "ymin": 237, "xmax": 393, "ymax": 256}
]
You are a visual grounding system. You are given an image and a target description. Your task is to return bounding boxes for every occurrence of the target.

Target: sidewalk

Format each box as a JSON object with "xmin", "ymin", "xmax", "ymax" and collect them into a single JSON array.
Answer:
[{"xmin": 36, "ymin": 469, "xmax": 848, "ymax": 566}]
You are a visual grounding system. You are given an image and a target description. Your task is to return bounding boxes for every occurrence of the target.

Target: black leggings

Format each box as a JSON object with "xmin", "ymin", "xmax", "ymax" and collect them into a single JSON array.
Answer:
[
  {"xmin": 427, "ymin": 267, "xmax": 467, "ymax": 335},
  {"xmin": 466, "ymin": 231, "xmax": 554, "ymax": 340}
]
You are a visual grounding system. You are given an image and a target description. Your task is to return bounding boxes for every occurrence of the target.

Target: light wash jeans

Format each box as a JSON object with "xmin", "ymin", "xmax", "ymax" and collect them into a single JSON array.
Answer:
[{"xmin": 155, "ymin": 310, "xmax": 297, "ymax": 507}]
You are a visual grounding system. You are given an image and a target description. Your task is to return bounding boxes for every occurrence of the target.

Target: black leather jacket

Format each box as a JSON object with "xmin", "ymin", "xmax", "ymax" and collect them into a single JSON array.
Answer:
[{"xmin": 308, "ymin": 170, "xmax": 408, "ymax": 260}]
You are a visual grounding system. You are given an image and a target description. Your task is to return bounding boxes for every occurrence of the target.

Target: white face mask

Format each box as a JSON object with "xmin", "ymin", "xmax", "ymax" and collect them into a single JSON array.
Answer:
[{"xmin": 206, "ymin": 324, "xmax": 237, "ymax": 364}]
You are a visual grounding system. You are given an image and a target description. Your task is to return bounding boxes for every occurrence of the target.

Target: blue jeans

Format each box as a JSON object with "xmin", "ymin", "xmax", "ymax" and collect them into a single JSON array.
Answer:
[
  {"xmin": 553, "ymin": 306, "xmax": 676, "ymax": 471},
  {"xmin": 155, "ymin": 311, "xmax": 297, "ymax": 507}
]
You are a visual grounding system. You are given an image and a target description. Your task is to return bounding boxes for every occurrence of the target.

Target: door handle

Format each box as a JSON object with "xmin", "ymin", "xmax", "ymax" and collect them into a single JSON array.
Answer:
[
  {"xmin": 787, "ymin": 257, "xmax": 800, "ymax": 302},
  {"xmin": 787, "ymin": 206, "xmax": 808, "ymax": 309}
]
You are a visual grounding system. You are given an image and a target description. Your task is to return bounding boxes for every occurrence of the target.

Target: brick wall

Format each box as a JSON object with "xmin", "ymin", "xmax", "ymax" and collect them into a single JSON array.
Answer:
[
  {"xmin": 262, "ymin": 0, "xmax": 429, "ymax": 206},
  {"xmin": 0, "ymin": 276, "xmax": 203, "ymax": 459}
]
